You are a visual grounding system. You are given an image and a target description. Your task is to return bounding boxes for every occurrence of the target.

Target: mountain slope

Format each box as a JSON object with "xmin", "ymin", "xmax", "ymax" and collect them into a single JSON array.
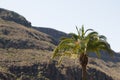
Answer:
[
  {"xmin": 0, "ymin": 8, "xmax": 31, "ymax": 27},
  {"xmin": 33, "ymin": 27, "xmax": 69, "ymax": 44},
  {"xmin": 0, "ymin": 18, "xmax": 55, "ymax": 50}
]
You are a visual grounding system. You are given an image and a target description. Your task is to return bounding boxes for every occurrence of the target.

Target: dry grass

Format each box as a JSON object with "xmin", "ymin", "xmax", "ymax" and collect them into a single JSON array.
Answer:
[
  {"xmin": 0, "ymin": 18, "xmax": 53, "ymax": 41},
  {"xmin": 0, "ymin": 19, "xmax": 55, "ymax": 49},
  {"xmin": 0, "ymin": 48, "xmax": 52, "ymax": 67}
]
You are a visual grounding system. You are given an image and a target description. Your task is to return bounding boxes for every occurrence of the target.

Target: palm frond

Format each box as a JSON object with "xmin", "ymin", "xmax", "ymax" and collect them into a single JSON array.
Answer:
[
  {"xmin": 94, "ymin": 50, "xmax": 101, "ymax": 58},
  {"xmin": 99, "ymin": 35, "xmax": 107, "ymax": 41},
  {"xmin": 58, "ymin": 56, "xmax": 64, "ymax": 64},
  {"xmin": 72, "ymin": 33, "xmax": 79, "ymax": 41},
  {"xmin": 60, "ymin": 37, "xmax": 69, "ymax": 41},
  {"xmin": 52, "ymin": 25, "xmax": 114, "ymax": 65},
  {"xmin": 87, "ymin": 31, "xmax": 98, "ymax": 39},
  {"xmin": 96, "ymin": 40, "xmax": 110, "ymax": 49},
  {"xmin": 81, "ymin": 25, "xmax": 85, "ymax": 38},
  {"xmin": 59, "ymin": 38, "xmax": 73, "ymax": 46},
  {"xmin": 84, "ymin": 29, "xmax": 94, "ymax": 35},
  {"xmin": 76, "ymin": 26, "xmax": 80, "ymax": 37}
]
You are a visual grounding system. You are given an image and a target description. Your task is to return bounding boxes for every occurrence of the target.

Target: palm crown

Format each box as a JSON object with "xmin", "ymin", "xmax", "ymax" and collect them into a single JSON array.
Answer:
[{"xmin": 52, "ymin": 25, "xmax": 113, "ymax": 63}]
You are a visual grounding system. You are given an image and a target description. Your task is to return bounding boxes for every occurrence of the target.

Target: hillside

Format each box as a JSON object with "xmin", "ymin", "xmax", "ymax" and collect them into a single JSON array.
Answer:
[
  {"xmin": 33, "ymin": 27, "xmax": 69, "ymax": 44},
  {"xmin": 0, "ymin": 18, "xmax": 56, "ymax": 50},
  {"xmin": 0, "ymin": 8, "xmax": 120, "ymax": 80},
  {"xmin": 0, "ymin": 8, "xmax": 31, "ymax": 27}
]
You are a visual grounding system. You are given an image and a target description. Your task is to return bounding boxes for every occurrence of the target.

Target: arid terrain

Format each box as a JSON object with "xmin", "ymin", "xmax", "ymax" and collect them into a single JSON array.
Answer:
[{"xmin": 0, "ymin": 8, "xmax": 120, "ymax": 80}]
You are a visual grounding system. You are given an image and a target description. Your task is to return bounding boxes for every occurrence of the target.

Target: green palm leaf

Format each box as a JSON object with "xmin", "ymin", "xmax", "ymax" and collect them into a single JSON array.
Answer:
[{"xmin": 52, "ymin": 25, "xmax": 113, "ymax": 63}]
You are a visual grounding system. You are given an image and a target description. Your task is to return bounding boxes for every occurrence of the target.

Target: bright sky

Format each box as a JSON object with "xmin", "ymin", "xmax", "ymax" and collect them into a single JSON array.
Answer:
[{"xmin": 0, "ymin": 0, "xmax": 120, "ymax": 52}]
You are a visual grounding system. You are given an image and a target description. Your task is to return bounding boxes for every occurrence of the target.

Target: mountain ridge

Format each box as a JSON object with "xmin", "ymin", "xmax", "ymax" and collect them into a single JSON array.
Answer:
[
  {"xmin": 33, "ymin": 26, "xmax": 69, "ymax": 44},
  {"xmin": 0, "ymin": 8, "xmax": 31, "ymax": 27},
  {"xmin": 0, "ymin": 18, "xmax": 55, "ymax": 50},
  {"xmin": 0, "ymin": 8, "xmax": 69, "ymax": 45}
]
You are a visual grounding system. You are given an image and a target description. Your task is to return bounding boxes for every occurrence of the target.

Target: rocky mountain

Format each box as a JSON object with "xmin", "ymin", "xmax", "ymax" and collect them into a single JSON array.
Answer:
[
  {"xmin": 0, "ymin": 8, "xmax": 120, "ymax": 80},
  {"xmin": 0, "ymin": 8, "xmax": 31, "ymax": 27},
  {"xmin": 0, "ymin": 19, "xmax": 56, "ymax": 50},
  {"xmin": 33, "ymin": 27, "xmax": 69, "ymax": 44},
  {"xmin": 0, "ymin": 8, "xmax": 56, "ymax": 50}
]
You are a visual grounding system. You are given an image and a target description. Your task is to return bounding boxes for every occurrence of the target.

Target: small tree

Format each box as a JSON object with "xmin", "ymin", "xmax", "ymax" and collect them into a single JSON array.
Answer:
[{"xmin": 52, "ymin": 25, "xmax": 113, "ymax": 80}]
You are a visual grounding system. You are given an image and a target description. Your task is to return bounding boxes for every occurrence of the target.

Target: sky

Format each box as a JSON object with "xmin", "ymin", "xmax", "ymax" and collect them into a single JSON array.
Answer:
[{"xmin": 0, "ymin": 0, "xmax": 120, "ymax": 52}]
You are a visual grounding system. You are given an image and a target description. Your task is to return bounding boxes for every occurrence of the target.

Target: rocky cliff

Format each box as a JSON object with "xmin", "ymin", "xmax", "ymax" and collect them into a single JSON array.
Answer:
[{"xmin": 0, "ymin": 62, "xmax": 113, "ymax": 80}]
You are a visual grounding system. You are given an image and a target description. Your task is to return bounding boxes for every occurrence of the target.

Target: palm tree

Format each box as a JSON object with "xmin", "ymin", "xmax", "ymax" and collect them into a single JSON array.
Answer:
[{"xmin": 52, "ymin": 25, "xmax": 113, "ymax": 80}]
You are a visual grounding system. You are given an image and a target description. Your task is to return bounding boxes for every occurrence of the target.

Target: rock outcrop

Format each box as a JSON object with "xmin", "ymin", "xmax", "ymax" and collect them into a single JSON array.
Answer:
[
  {"xmin": 8, "ymin": 62, "xmax": 113, "ymax": 80},
  {"xmin": 0, "ymin": 8, "xmax": 31, "ymax": 27}
]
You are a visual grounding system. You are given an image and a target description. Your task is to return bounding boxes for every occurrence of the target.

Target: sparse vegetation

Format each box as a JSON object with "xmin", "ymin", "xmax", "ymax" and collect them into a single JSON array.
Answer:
[{"xmin": 0, "ymin": 19, "xmax": 55, "ymax": 50}]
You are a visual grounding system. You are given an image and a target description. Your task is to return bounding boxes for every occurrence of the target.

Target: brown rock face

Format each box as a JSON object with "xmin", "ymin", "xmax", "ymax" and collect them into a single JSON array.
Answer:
[{"xmin": 8, "ymin": 62, "xmax": 113, "ymax": 80}]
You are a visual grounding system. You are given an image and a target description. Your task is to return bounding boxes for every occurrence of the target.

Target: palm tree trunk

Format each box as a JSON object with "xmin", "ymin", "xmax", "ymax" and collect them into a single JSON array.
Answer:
[
  {"xmin": 79, "ymin": 54, "xmax": 88, "ymax": 80},
  {"xmin": 82, "ymin": 65, "xmax": 87, "ymax": 80}
]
